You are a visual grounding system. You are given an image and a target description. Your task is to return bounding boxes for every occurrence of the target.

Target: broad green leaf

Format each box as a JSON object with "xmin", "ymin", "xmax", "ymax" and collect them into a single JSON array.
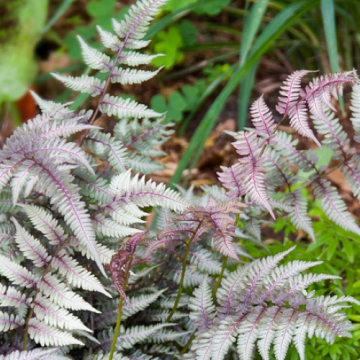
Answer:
[
  {"xmin": 0, "ymin": 0, "xmax": 48, "ymax": 102},
  {"xmin": 151, "ymin": 92, "xmax": 187, "ymax": 123},
  {"xmin": 342, "ymin": 238, "xmax": 354, "ymax": 263},
  {"xmin": 152, "ymin": 27, "xmax": 184, "ymax": 69},
  {"xmin": 327, "ymin": 237, "xmax": 339, "ymax": 261},
  {"xmin": 162, "ymin": 0, "xmax": 197, "ymax": 12},
  {"xmin": 176, "ymin": 19, "xmax": 198, "ymax": 46},
  {"xmin": 193, "ymin": 0, "xmax": 231, "ymax": 15}
]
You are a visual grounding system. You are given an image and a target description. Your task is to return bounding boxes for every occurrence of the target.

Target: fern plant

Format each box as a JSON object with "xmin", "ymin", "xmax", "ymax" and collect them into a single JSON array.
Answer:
[{"xmin": 0, "ymin": 0, "xmax": 359, "ymax": 359}]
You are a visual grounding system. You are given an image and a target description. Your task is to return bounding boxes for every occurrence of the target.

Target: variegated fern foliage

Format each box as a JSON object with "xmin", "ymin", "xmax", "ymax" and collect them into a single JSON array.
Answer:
[{"xmin": 0, "ymin": 0, "xmax": 359, "ymax": 359}]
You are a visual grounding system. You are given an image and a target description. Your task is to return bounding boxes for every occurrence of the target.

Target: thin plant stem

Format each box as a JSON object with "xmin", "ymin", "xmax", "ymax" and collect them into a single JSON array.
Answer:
[
  {"xmin": 212, "ymin": 256, "xmax": 228, "ymax": 299},
  {"xmin": 179, "ymin": 330, "xmax": 197, "ymax": 355},
  {"xmin": 165, "ymin": 222, "xmax": 202, "ymax": 323},
  {"xmin": 108, "ymin": 256, "xmax": 133, "ymax": 360}
]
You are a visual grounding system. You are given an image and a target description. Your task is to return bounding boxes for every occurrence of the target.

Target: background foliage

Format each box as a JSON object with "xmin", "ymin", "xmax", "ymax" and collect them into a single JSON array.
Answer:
[{"xmin": 1, "ymin": 0, "xmax": 360, "ymax": 359}]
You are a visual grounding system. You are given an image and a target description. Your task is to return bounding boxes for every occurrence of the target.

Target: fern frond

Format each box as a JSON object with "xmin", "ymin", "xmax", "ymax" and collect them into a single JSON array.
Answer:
[
  {"xmin": 97, "ymin": 324, "xmax": 174, "ymax": 351},
  {"xmin": 94, "ymin": 214, "xmax": 141, "ymax": 238},
  {"xmin": 109, "ymin": 170, "xmax": 188, "ymax": 213},
  {"xmin": 221, "ymin": 132, "xmax": 275, "ymax": 218},
  {"xmin": 51, "ymin": 250, "xmax": 111, "ymax": 296},
  {"xmin": 101, "ymin": 203, "xmax": 146, "ymax": 226},
  {"xmin": 12, "ymin": 218, "xmax": 50, "ymax": 268},
  {"xmin": 96, "ymin": 290, "xmax": 165, "ymax": 329},
  {"xmin": 30, "ymin": 91, "xmax": 73, "ymax": 116},
  {"xmin": 39, "ymin": 273, "xmax": 99, "ymax": 313},
  {"xmin": 173, "ymin": 267, "xmax": 207, "ymax": 288},
  {"xmin": 84, "ymin": 352, "xmax": 129, "ymax": 360},
  {"xmin": 69, "ymin": 236, "xmax": 115, "ymax": 265},
  {"xmin": 288, "ymin": 100, "xmax": 320, "ymax": 146},
  {"xmin": 77, "ymin": 37, "xmax": 113, "ymax": 72},
  {"xmin": 191, "ymin": 248, "xmax": 355, "ymax": 360},
  {"xmin": 74, "ymin": 171, "xmax": 112, "ymax": 204},
  {"xmin": 0, "ymin": 254, "xmax": 37, "ymax": 288},
  {"xmin": 100, "ymin": 95, "xmax": 162, "ymax": 119},
  {"xmin": 350, "ymin": 81, "xmax": 360, "ymax": 136},
  {"xmin": 284, "ymin": 190, "xmax": 315, "ymax": 241},
  {"xmin": 251, "ymin": 95, "xmax": 276, "ymax": 138},
  {"xmin": 33, "ymin": 294, "xmax": 91, "ymax": 332},
  {"xmin": 118, "ymin": 51, "xmax": 164, "ymax": 66},
  {"xmin": 272, "ymin": 131, "xmax": 318, "ymax": 172},
  {"xmin": 0, "ymin": 284, "xmax": 28, "ymax": 308},
  {"xmin": 276, "ymin": 70, "xmax": 314, "ymax": 115},
  {"xmin": 20, "ymin": 204, "xmax": 66, "ymax": 246},
  {"xmin": 111, "ymin": 0, "xmax": 168, "ymax": 41},
  {"xmin": 52, "ymin": 73, "xmax": 105, "ymax": 97},
  {"xmin": 340, "ymin": 157, "xmax": 360, "ymax": 200},
  {"xmin": 312, "ymin": 178, "xmax": 360, "ymax": 235},
  {"xmin": 33, "ymin": 161, "xmax": 104, "ymax": 274},
  {"xmin": 189, "ymin": 246, "xmax": 223, "ymax": 275},
  {"xmin": 0, "ymin": 348, "xmax": 67, "ymax": 360},
  {"xmin": 303, "ymin": 71, "xmax": 355, "ymax": 104},
  {"xmin": 189, "ymin": 277, "xmax": 216, "ymax": 331},
  {"xmin": 111, "ymin": 67, "xmax": 162, "ymax": 85},
  {"xmin": 85, "ymin": 130, "xmax": 128, "ymax": 172},
  {"xmin": 218, "ymin": 163, "xmax": 245, "ymax": 198},
  {"xmin": 0, "ymin": 311, "xmax": 24, "ymax": 332},
  {"xmin": 28, "ymin": 318, "xmax": 84, "ymax": 346},
  {"xmin": 127, "ymin": 154, "xmax": 165, "ymax": 174}
]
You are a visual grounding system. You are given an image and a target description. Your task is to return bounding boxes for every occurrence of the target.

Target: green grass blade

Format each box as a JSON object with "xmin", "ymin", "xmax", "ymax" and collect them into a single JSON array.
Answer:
[
  {"xmin": 321, "ymin": 0, "xmax": 339, "ymax": 72},
  {"xmin": 238, "ymin": 0, "xmax": 269, "ymax": 129},
  {"xmin": 321, "ymin": 0, "xmax": 344, "ymax": 112},
  {"xmin": 238, "ymin": 61, "xmax": 259, "ymax": 130},
  {"xmin": 240, "ymin": 0, "xmax": 270, "ymax": 66},
  {"xmin": 41, "ymin": 0, "xmax": 74, "ymax": 34},
  {"xmin": 170, "ymin": 0, "xmax": 319, "ymax": 186}
]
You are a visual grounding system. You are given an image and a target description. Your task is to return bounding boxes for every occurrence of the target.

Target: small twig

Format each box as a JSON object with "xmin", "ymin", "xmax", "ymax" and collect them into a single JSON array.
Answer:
[
  {"xmin": 108, "ymin": 255, "xmax": 133, "ymax": 360},
  {"xmin": 212, "ymin": 256, "xmax": 228, "ymax": 299},
  {"xmin": 165, "ymin": 222, "xmax": 202, "ymax": 323},
  {"xmin": 179, "ymin": 330, "xmax": 197, "ymax": 355}
]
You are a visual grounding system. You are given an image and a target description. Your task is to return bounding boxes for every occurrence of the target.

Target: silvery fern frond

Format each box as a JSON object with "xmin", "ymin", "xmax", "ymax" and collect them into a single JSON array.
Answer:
[
  {"xmin": 85, "ymin": 130, "xmax": 129, "ymax": 173},
  {"xmin": 188, "ymin": 248, "xmax": 357, "ymax": 360},
  {"xmin": 219, "ymin": 131, "xmax": 275, "ymax": 218},
  {"xmin": 0, "ymin": 348, "xmax": 68, "ymax": 360},
  {"xmin": 111, "ymin": 0, "xmax": 168, "ymax": 41},
  {"xmin": 27, "ymin": 318, "xmax": 84, "ymax": 347},
  {"xmin": 108, "ymin": 170, "xmax": 188, "ymax": 213},
  {"xmin": 288, "ymin": 99, "xmax": 320, "ymax": 146},
  {"xmin": 276, "ymin": 70, "xmax": 314, "ymax": 115},
  {"xmin": 283, "ymin": 190, "xmax": 315, "ymax": 241},
  {"xmin": 96, "ymin": 323, "xmax": 175, "ymax": 352},
  {"xmin": 77, "ymin": 37, "xmax": 113, "ymax": 72},
  {"xmin": 51, "ymin": 73, "xmax": 105, "ymax": 97},
  {"xmin": 251, "ymin": 95, "xmax": 276, "ymax": 138},
  {"xmin": 312, "ymin": 178, "xmax": 360, "ymax": 235},
  {"xmin": 350, "ymin": 81, "xmax": 360, "ymax": 137},
  {"xmin": 110, "ymin": 67, "xmax": 162, "ymax": 85},
  {"xmin": 99, "ymin": 95, "xmax": 162, "ymax": 119}
]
